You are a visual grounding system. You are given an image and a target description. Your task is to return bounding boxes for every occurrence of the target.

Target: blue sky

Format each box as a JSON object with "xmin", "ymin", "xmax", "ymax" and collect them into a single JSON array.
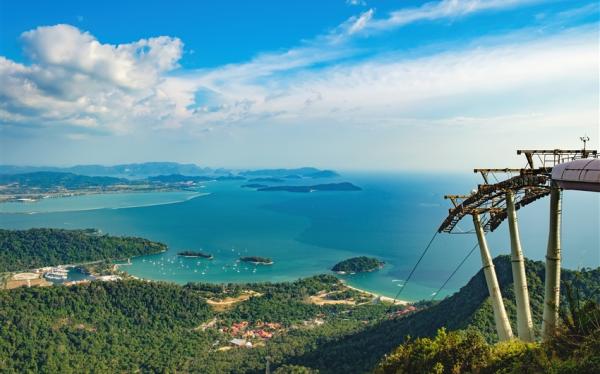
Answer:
[{"xmin": 0, "ymin": 0, "xmax": 598, "ymax": 170}]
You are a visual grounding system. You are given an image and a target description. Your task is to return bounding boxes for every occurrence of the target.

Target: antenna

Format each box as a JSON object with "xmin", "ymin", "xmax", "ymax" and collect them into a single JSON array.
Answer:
[{"xmin": 580, "ymin": 135, "xmax": 590, "ymax": 151}]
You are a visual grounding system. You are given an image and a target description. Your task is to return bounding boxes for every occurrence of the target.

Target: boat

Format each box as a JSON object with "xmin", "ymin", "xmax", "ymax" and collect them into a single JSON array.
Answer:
[{"xmin": 44, "ymin": 267, "xmax": 68, "ymax": 280}]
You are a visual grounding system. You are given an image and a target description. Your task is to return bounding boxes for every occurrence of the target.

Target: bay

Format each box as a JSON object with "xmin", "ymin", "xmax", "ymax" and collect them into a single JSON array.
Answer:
[{"xmin": 0, "ymin": 173, "xmax": 597, "ymax": 301}]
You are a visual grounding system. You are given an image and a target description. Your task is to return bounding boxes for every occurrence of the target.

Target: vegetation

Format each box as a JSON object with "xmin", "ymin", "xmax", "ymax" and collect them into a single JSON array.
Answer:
[
  {"xmin": 0, "ymin": 246, "xmax": 598, "ymax": 373},
  {"xmin": 248, "ymin": 177, "xmax": 286, "ymax": 183},
  {"xmin": 375, "ymin": 296, "xmax": 600, "ymax": 374},
  {"xmin": 0, "ymin": 275, "xmax": 396, "ymax": 373},
  {"xmin": 242, "ymin": 183, "xmax": 269, "ymax": 188},
  {"xmin": 0, "ymin": 162, "xmax": 212, "ymax": 178},
  {"xmin": 240, "ymin": 256, "xmax": 274, "ymax": 265},
  {"xmin": 331, "ymin": 256, "xmax": 384, "ymax": 273},
  {"xmin": 0, "ymin": 228, "xmax": 166, "ymax": 272},
  {"xmin": 177, "ymin": 250, "xmax": 213, "ymax": 259},
  {"xmin": 147, "ymin": 174, "xmax": 213, "ymax": 183},
  {"xmin": 0, "ymin": 171, "xmax": 127, "ymax": 191}
]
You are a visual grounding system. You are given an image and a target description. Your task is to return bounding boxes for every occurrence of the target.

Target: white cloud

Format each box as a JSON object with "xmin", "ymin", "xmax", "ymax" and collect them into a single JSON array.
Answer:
[
  {"xmin": 364, "ymin": 0, "xmax": 542, "ymax": 33},
  {"xmin": 180, "ymin": 26, "xmax": 597, "ymax": 131},
  {"xmin": 346, "ymin": 0, "xmax": 367, "ymax": 6},
  {"xmin": 21, "ymin": 24, "xmax": 181, "ymax": 89},
  {"xmin": 1, "ymin": 24, "xmax": 184, "ymax": 134},
  {"xmin": 347, "ymin": 9, "xmax": 374, "ymax": 35}
]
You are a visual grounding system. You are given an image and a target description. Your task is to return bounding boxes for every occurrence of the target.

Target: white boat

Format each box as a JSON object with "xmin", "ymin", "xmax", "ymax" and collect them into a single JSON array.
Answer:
[{"xmin": 44, "ymin": 267, "xmax": 68, "ymax": 280}]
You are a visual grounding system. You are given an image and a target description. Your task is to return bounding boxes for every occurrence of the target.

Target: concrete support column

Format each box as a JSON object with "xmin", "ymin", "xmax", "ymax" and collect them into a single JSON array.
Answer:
[
  {"xmin": 473, "ymin": 213, "xmax": 513, "ymax": 341},
  {"xmin": 542, "ymin": 186, "xmax": 562, "ymax": 341},
  {"xmin": 506, "ymin": 190, "xmax": 535, "ymax": 342}
]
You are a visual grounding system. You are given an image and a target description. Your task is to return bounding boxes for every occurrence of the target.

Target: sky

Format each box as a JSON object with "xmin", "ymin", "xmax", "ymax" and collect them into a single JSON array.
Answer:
[{"xmin": 0, "ymin": 0, "xmax": 598, "ymax": 170}]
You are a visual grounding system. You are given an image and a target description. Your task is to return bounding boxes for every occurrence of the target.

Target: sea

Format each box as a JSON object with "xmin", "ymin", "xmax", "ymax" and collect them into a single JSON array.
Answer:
[{"xmin": 0, "ymin": 173, "xmax": 598, "ymax": 302}]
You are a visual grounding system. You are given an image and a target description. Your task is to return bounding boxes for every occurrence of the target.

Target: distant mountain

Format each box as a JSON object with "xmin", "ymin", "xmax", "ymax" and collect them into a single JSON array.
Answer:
[
  {"xmin": 248, "ymin": 177, "xmax": 285, "ymax": 183},
  {"xmin": 147, "ymin": 174, "xmax": 213, "ymax": 183},
  {"xmin": 0, "ymin": 162, "xmax": 215, "ymax": 178},
  {"xmin": 0, "ymin": 172, "xmax": 127, "ymax": 189},
  {"xmin": 0, "ymin": 164, "xmax": 339, "ymax": 179},
  {"xmin": 240, "ymin": 167, "xmax": 339, "ymax": 178},
  {"xmin": 308, "ymin": 170, "xmax": 339, "ymax": 178},
  {"xmin": 215, "ymin": 175, "xmax": 246, "ymax": 181}
]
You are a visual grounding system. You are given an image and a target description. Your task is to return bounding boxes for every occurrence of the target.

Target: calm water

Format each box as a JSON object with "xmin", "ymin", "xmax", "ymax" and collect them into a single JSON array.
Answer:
[
  {"xmin": 0, "ymin": 190, "xmax": 205, "ymax": 213},
  {"xmin": 0, "ymin": 173, "xmax": 598, "ymax": 301}
]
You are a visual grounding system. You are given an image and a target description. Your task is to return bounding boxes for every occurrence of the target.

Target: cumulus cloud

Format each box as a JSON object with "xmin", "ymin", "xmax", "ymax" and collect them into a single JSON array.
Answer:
[{"xmin": 1, "ymin": 24, "xmax": 184, "ymax": 133}]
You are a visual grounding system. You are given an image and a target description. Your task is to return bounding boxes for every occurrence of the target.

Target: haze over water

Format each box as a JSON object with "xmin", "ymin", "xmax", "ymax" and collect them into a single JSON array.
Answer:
[{"xmin": 0, "ymin": 173, "xmax": 598, "ymax": 301}]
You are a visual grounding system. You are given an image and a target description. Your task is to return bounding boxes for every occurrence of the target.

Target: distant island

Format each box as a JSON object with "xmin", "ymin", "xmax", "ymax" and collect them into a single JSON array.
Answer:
[
  {"xmin": 257, "ymin": 182, "xmax": 361, "ymax": 193},
  {"xmin": 331, "ymin": 256, "xmax": 384, "ymax": 274},
  {"xmin": 240, "ymin": 167, "xmax": 338, "ymax": 179},
  {"xmin": 248, "ymin": 177, "xmax": 285, "ymax": 183},
  {"xmin": 241, "ymin": 183, "xmax": 268, "ymax": 188},
  {"xmin": 177, "ymin": 250, "xmax": 213, "ymax": 259},
  {"xmin": 0, "ymin": 165, "xmax": 343, "ymax": 203},
  {"xmin": 216, "ymin": 175, "xmax": 246, "ymax": 181},
  {"xmin": 240, "ymin": 256, "xmax": 273, "ymax": 265},
  {"xmin": 148, "ymin": 174, "xmax": 213, "ymax": 183}
]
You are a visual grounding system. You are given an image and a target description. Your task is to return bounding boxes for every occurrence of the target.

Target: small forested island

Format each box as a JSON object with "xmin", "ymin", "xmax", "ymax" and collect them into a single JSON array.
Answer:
[
  {"xmin": 240, "ymin": 256, "xmax": 274, "ymax": 265},
  {"xmin": 258, "ymin": 182, "xmax": 361, "ymax": 193},
  {"xmin": 177, "ymin": 250, "xmax": 213, "ymax": 259},
  {"xmin": 332, "ymin": 256, "xmax": 384, "ymax": 274}
]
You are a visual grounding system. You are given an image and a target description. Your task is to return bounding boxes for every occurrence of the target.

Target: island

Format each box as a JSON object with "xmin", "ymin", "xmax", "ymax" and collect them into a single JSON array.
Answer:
[
  {"xmin": 248, "ymin": 177, "xmax": 285, "ymax": 183},
  {"xmin": 240, "ymin": 256, "xmax": 274, "ymax": 265},
  {"xmin": 177, "ymin": 250, "xmax": 213, "ymax": 259},
  {"xmin": 331, "ymin": 256, "xmax": 384, "ymax": 274},
  {"xmin": 241, "ymin": 183, "xmax": 269, "ymax": 189},
  {"xmin": 257, "ymin": 182, "xmax": 361, "ymax": 193}
]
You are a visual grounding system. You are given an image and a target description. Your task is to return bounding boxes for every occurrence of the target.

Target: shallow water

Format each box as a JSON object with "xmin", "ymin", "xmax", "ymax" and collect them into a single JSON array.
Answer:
[{"xmin": 1, "ymin": 173, "xmax": 598, "ymax": 301}]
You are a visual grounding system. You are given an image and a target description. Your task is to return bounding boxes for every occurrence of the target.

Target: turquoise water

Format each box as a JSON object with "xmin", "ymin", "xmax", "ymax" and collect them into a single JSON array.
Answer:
[
  {"xmin": 0, "ymin": 173, "xmax": 598, "ymax": 301},
  {"xmin": 0, "ymin": 191, "xmax": 206, "ymax": 213}
]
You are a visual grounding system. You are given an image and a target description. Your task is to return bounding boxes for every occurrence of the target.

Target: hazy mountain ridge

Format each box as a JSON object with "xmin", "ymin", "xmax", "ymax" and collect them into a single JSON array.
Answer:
[{"xmin": 0, "ymin": 163, "xmax": 339, "ymax": 179}]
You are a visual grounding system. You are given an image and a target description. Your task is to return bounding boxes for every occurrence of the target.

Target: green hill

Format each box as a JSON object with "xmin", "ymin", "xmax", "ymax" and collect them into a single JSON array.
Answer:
[
  {"xmin": 0, "ymin": 171, "xmax": 127, "ymax": 190},
  {"xmin": 0, "ymin": 228, "xmax": 166, "ymax": 271},
  {"xmin": 284, "ymin": 256, "xmax": 600, "ymax": 372},
  {"xmin": 0, "ymin": 250, "xmax": 598, "ymax": 373}
]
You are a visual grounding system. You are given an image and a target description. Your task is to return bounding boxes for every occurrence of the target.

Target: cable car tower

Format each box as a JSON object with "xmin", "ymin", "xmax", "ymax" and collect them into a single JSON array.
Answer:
[{"xmin": 439, "ymin": 140, "xmax": 598, "ymax": 342}]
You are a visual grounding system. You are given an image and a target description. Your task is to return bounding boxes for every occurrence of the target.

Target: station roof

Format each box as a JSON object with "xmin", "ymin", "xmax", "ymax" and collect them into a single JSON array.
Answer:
[{"xmin": 552, "ymin": 159, "xmax": 600, "ymax": 192}]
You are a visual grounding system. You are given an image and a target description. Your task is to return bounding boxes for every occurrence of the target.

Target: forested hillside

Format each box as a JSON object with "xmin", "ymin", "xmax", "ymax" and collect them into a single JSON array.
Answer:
[
  {"xmin": 0, "ymin": 256, "xmax": 598, "ymax": 373},
  {"xmin": 0, "ymin": 228, "xmax": 166, "ymax": 272}
]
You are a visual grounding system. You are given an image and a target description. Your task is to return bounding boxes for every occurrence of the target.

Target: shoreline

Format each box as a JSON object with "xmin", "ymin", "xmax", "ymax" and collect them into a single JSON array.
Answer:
[
  {"xmin": 342, "ymin": 281, "xmax": 409, "ymax": 305},
  {"xmin": 0, "ymin": 191, "xmax": 209, "ymax": 214}
]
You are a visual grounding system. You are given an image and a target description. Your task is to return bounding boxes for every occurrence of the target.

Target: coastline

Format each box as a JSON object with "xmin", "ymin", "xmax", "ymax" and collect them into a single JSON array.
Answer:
[
  {"xmin": 342, "ymin": 281, "xmax": 409, "ymax": 305},
  {"xmin": 0, "ymin": 191, "xmax": 209, "ymax": 214}
]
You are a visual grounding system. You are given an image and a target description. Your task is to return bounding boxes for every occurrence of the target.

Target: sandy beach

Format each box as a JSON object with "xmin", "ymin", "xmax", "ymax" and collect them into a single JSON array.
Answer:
[{"xmin": 342, "ymin": 281, "xmax": 409, "ymax": 305}]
